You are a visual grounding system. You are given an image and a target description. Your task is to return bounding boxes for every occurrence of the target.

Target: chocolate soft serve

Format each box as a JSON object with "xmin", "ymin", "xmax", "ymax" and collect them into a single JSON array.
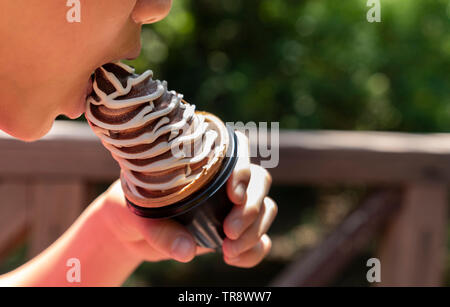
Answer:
[{"xmin": 85, "ymin": 62, "xmax": 229, "ymax": 208}]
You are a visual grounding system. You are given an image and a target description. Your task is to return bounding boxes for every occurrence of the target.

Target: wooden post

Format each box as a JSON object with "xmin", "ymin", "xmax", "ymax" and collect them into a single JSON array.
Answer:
[
  {"xmin": 0, "ymin": 181, "xmax": 28, "ymax": 262},
  {"xmin": 378, "ymin": 183, "xmax": 448, "ymax": 286},
  {"xmin": 270, "ymin": 189, "xmax": 401, "ymax": 286},
  {"xmin": 27, "ymin": 180, "xmax": 86, "ymax": 259}
]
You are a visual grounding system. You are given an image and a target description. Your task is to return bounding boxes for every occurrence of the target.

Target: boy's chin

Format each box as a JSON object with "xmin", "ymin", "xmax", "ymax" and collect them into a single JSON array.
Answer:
[{"xmin": 9, "ymin": 119, "xmax": 54, "ymax": 142}]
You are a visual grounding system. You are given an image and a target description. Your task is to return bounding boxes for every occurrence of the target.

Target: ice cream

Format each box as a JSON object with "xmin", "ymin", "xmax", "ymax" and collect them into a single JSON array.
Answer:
[{"xmin": 85, "ymin": 62, "xmax": 229, "ymax": 208}]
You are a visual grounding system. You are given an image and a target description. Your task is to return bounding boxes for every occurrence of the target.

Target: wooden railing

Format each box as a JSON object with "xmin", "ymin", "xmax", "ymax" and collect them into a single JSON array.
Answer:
[{"xmin": 0, "ymin": 121, "xmax": 448, "ymax": 286}]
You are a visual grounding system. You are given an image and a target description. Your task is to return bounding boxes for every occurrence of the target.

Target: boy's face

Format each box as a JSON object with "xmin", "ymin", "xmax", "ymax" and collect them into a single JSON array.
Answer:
[{"xmin": 0, "ymin": 0, "xmax": 172, "ymax": 141}]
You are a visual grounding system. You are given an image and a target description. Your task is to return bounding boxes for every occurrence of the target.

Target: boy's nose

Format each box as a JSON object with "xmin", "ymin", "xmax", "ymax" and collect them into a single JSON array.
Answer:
[{"xmin": 132, "ymin": 0, "xmax": 173, "ymax": 24}]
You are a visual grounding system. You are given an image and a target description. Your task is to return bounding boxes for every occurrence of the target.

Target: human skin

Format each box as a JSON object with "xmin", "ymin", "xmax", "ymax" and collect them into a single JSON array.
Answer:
[{"xmin": 0, "ymin": 0, "xmax": 277, "ymax": 286}]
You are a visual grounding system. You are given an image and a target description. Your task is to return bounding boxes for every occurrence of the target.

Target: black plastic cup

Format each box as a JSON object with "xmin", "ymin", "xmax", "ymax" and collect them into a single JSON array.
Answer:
[{"xmin": 126, "ymin": 125, "xmax": 238, "ymax": 250}]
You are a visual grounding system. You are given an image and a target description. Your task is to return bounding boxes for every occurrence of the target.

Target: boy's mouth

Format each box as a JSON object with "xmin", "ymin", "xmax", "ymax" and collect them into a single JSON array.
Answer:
[
  {"xmin": 65, "ymin": 75, "xmax": 93, "ymax": 120},
  {"xmin": 85, "ymin": 74, "xmax": 94, "ymax": 99}
]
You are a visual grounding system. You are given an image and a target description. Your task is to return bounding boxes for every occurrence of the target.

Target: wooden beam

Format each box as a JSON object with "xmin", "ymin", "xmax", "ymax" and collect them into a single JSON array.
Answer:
[
  {"xmin": 270, "ymin": 189, "xmax": 402, "ymax": 287},
  {"xmin": 0, "ymin": 121, "xmax": 119, "ymax": 180},
  {"xmin": 3, "ymin": 122, "xmax": 450, "ymax": 184},
  {"xmin": 254, "ymin": 130, "xmax": 450, "ymax": 184},
  {"xmin": 27, "ymin": 180, "xmax": 86, "ymax": 259},
  {"xmin": 377, "ymin": 183, "xmax": 448, "ymax": 286}
]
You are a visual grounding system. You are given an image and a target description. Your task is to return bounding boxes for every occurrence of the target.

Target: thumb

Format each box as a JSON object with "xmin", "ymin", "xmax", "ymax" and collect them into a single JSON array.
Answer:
[
  {"xmin": 137, "ymin": 218, "xmax": 197, "ymax": 263},
  {"xmin": 227, "ymin": 130, "xmax": 251, "ymax": 205}
]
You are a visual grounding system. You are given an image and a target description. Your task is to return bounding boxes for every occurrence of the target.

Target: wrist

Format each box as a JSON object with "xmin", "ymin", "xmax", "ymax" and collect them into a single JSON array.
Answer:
[
  {"xmin": 87, "ymin": 195, "xmax": 144, "ymax": 268},
  {"xmin": 2, "ymin": 191, "xmax": 144, "ymax": 286}
]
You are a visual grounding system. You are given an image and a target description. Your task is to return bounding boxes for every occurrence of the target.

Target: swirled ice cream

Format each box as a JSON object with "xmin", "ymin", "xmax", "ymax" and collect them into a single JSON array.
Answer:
[{"xmin": 85, "ymin": 62, "xmax": 229, "ymax": 208}]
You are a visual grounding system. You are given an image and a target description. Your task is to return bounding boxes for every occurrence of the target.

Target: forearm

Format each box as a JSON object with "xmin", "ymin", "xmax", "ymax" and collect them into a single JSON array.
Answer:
[{"xmin": 0, "ymin": 196, "xmax": 142, "ymax": 287}]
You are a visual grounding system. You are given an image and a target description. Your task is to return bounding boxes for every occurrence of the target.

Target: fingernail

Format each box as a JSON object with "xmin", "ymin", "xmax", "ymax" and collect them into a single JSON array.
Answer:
[
  {"xmin": 234, "ymin": 183, "xmax": 246, "ymax": 202},
  {"xmin": 171, "ymin": 236, "xmax": 194, "ymax": 260}
]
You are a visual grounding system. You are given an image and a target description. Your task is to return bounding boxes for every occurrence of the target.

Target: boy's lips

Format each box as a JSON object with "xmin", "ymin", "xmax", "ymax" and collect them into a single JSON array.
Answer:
[
  {"xmin": 124, "ymin": 53, "xmax": 140, "ymax": 61},
  {"xmin": 64, "ymin": 77, "xmax": 93, "ymax": 120},
  {"xmin": 80, "ymin": 76, "xmax": 94, "ymax": 115},
  {"xmin": 123, "ymin": 44, "xmax": 142, "ymax": 61},
  {"xmin": 86, "ymin": 75, "xmax": 94, "ymax": 98},
  {"xmin": 66, "ymin": 47, "xmax": 139, "ymax": 120}
]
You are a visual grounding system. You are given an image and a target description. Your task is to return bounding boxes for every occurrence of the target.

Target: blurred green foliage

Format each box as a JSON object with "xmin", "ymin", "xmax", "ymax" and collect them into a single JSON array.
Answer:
[
  {"xmin": 125, "ymin": 0, "xmax": 449, "ymax": 133},
  {"xmin": 123, "ymin": 0, "xmax": 450, "ymax": 286}
]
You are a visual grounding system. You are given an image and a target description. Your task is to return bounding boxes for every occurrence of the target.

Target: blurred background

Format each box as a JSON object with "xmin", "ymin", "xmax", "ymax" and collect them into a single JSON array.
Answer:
[{"xmin": 0, "ymin": 0, "xmax": 449, "ymax": 286}]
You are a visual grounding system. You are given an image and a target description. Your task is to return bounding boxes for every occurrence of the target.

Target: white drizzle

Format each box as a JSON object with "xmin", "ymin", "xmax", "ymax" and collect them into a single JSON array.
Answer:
[{"xmin": 85, "ymin": 62, "xmax": 224, "ymax": 198}]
